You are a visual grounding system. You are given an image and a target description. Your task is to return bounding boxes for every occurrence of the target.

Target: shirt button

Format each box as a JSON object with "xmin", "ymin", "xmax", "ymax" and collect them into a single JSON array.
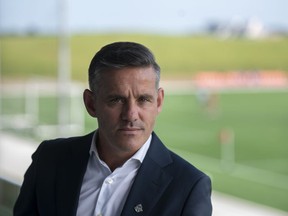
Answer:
[{"xmin": 105, "ymin": 177, "xmax": 114, "ymax": 184}]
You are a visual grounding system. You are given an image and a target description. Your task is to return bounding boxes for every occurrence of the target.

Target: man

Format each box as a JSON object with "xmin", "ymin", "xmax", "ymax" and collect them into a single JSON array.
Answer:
[{"xmin": 14, "ymin": 42, "xmax": 212, "ymax": 216}]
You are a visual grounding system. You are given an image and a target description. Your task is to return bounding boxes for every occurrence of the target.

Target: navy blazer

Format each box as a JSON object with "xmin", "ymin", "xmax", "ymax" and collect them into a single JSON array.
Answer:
[{"xmin": 14, "ymin": 132, "xmax": 212, "ymax": 216}]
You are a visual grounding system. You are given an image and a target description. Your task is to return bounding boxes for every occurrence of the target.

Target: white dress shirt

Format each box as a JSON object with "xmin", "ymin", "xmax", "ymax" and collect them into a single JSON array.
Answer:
[{"xmin": 76, "ymin": 132, "xmax": 151, "ymax": 216}]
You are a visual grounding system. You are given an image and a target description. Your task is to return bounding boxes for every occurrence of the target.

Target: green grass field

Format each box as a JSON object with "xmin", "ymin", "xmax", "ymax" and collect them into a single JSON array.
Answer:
[
  {"xmin": 1, "ymin": 34, "xmax": 288, "ymax": 80},
  {"xmin": 156, "ymin": 92, "xmax": 288, "ymax": 211},
  {"xmin": 2, "ymin": 91, "xmax": 287, "ymax": 211},
  {"xmin": 1, "ymin": 34, "xmax": 288, "ymax": 211}
]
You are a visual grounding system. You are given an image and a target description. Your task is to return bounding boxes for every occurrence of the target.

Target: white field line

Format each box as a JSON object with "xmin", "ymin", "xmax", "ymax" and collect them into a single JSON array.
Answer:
[
  {"xmin": 212, "ymin": 191, "xmax": 288, "ymax": 216},
  {"xmin": 0, "ymin": 133, "xmax": 37, "ymax": 185},
  {"xmin": 170, "ymin": 147, "xmax": 288, "ymax": 191}
]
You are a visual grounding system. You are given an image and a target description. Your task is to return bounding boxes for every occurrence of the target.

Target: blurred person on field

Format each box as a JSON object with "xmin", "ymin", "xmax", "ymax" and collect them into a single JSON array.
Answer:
[{"xmin": 14, "ymin": 42, "xmax": 212, "ymax": 216}]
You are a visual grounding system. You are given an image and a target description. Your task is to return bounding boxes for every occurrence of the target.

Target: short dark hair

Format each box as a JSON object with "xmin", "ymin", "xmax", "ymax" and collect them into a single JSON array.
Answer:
[{"xmin": 88, "ymin": 42, "xmax": 161, "ymax": 93}]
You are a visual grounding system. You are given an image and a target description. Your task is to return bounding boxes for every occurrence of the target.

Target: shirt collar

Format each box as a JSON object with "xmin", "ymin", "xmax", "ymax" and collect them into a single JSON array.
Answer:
[{"xmin": 89, "ymin": 131, "xmax": 152, "ymax": 164}]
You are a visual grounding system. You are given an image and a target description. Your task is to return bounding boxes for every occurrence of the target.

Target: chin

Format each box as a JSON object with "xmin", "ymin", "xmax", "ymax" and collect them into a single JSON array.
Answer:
[{"xmin": 118, "ymin": 139, "xmax": 144, "ymax": 151}]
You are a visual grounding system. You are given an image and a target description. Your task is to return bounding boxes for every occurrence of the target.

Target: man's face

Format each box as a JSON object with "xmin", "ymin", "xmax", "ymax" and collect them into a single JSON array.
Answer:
[{"xmin": 86, "ymin": 66, "xmax": 164, "ymax": 156}]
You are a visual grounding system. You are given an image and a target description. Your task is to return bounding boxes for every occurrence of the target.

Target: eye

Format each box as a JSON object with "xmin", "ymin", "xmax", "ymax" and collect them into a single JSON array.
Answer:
[
  {"xmin": 138, "ymin": 96, "xmax": 152, "ymax": 103},
  {"xmin": 108, "ymin": 97, "xmax": 125, "ymax": 104}
]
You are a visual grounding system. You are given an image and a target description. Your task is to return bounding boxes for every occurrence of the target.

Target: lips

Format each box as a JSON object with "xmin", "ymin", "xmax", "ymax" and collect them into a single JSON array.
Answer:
[
  {"xmin": 118, "ymin": 127, "xmax": 143, "ymax": 134},
  {"xmin": 119, "ymin": 127, "xmax": 141, "ymax": 131}
]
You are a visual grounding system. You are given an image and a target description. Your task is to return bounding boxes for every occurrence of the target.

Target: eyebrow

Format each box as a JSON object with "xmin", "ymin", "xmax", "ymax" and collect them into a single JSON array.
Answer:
[
  {"xmin": 106, "ymin": 93, "xmax": 154, "ymax": 100},
  {"xmin": 106, "ymin": 94, "xmax": 126, "ymax": 100},
  {"xmin": 139, "ymin": 93, "xmax": 154, "ymax": 99}
]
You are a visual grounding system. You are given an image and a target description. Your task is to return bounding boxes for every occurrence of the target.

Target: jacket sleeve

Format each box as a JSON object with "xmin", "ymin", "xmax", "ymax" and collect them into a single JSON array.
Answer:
[
  {"xmin": 13, "ymin": 143, "xmax": 43, "ymax": 216},
  {"xmin": 182, "ymin": 175, "xmax": 212, "ymax": 216}
]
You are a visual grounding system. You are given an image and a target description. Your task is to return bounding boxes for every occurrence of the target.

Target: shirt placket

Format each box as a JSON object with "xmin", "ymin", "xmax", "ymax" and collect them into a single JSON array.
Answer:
[{"xmin": 94, "ymin": 174, "xmax": 116, "ymax": 216}]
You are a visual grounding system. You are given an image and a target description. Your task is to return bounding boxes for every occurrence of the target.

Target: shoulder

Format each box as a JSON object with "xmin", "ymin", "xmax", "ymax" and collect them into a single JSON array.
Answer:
[
  {"xmin": 32, "ymin": 132, "xmax": 94, "ymax": 161},
  {"xmin": 39, "ymin": 132, "xmax": 93, "ymax": 149},
  {"xmin": 150, "ymin": 133, "xmax": 209, "ymax": 183}
]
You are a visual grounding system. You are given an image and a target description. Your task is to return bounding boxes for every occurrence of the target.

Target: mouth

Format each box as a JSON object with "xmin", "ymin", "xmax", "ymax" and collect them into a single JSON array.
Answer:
[{"xmin": 118, "ymin": 127, "xmax": 143, "ymax": 134}]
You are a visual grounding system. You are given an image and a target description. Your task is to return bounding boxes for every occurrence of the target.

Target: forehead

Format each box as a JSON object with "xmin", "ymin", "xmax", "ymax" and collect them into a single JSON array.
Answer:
[{"xmin": 100, "ymin": 67, "xmax": 157, "ymax": 91}]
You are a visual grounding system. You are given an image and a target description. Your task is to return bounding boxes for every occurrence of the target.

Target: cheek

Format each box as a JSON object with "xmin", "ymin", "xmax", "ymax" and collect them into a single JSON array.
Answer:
[
  {"xmin": 97, "ymin": 115, "xmax": 117, "ymax": 132},
  {"xmin": 141, "ymin": 109, "xmax": 157, "ymax": 125},
  {"xmin": 98, "ymin": 107, "xmax": 121, "ymax": 123}
]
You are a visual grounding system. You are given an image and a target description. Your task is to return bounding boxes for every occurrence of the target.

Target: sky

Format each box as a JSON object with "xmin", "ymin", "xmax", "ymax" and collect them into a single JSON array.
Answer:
[{"xmin": 0, "ymin": 0, "xmax": 287, "ymax": 35}]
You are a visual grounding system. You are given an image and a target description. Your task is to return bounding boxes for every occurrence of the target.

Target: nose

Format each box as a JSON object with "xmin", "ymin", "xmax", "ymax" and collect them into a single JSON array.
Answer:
[{"xmin": 121, "ymin": 101, "xmax": 138, "ymax": 123}]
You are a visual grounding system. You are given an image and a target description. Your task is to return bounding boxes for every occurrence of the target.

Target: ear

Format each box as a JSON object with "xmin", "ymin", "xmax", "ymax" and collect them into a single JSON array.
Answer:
[
  {"xmin": 83, "ymin": 89, "xmax": 97, "ymax": 118},
  {"xmin": 156, "ymin": 87, "xmax": 164, "ymax": 113}
]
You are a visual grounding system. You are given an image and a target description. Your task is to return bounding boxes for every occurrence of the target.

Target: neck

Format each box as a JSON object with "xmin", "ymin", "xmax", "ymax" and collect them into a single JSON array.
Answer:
[{"xmin": 96, "ymin": 141, "xmax": 134, "ymax": 172}]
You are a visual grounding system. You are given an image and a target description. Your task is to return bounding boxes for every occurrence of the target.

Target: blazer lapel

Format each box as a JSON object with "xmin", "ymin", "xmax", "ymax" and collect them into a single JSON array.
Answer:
[
  {"xmin": 55, "ymin": 132, "xmax": 93, "ymax": 216},
  {"xmin": 121, "ymin": 133, "xmax": 173, "ymax": 215}
]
